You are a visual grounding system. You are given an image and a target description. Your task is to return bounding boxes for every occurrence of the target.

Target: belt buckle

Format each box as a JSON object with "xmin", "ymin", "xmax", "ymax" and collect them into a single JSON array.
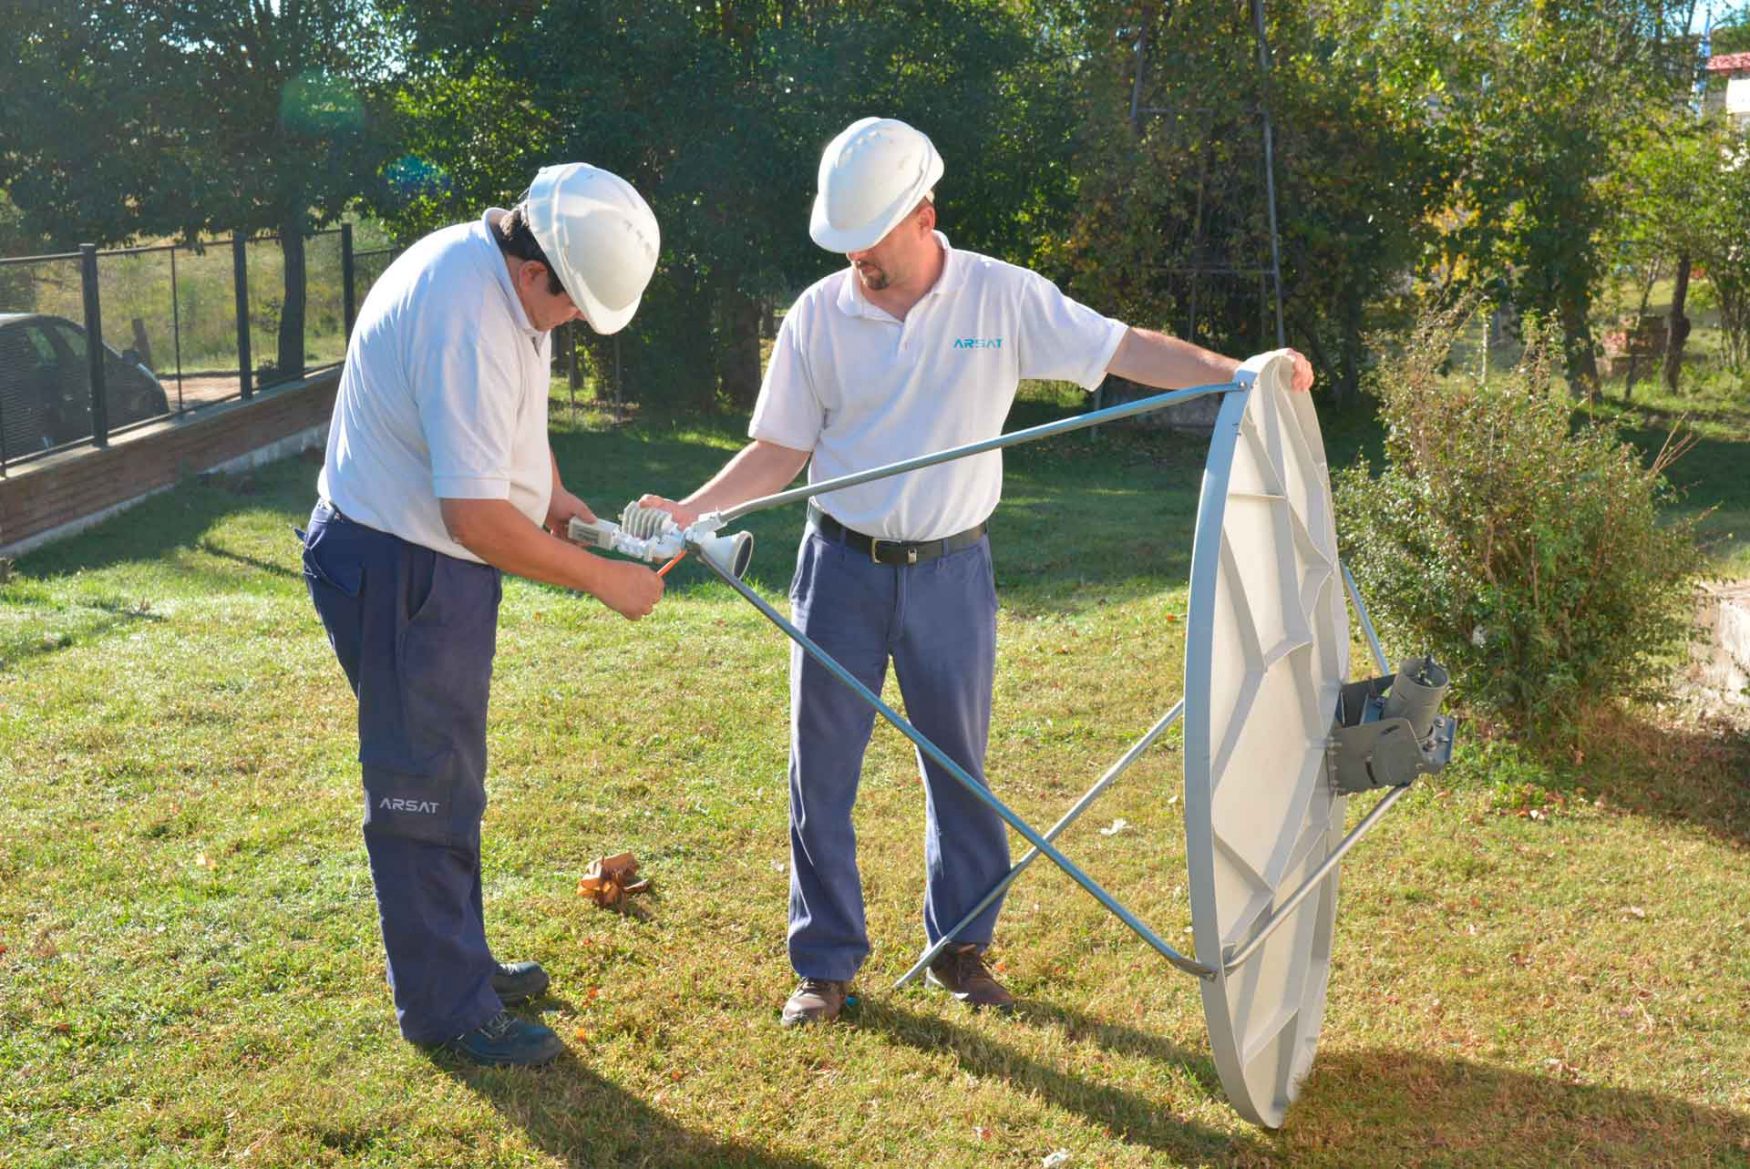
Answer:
[{"xmin": 870, "ymin": 538, "xmax": 918, "ymax": 566}]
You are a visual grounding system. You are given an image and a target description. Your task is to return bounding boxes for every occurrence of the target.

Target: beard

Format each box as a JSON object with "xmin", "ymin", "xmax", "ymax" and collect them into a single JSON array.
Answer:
[{"xmin": 854, "ymin": 262, "xmax": 890, "ymax": 291}]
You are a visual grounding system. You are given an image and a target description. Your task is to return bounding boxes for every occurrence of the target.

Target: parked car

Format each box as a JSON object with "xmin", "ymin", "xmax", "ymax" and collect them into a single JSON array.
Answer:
[{"xmin": 0, "ymin": 312, "xmax": 171, "ymax": 461}]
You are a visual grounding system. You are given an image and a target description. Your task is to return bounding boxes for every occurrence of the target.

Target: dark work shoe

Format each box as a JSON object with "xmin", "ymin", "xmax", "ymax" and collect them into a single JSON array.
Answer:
[
  {"xmin": 926, "ymin": 944, "xmax": 1015, "ymax": 1012},
  {"xmin": 491, "ymin": 960, "xmax": 550, "ymax": 1005},
  {"xmin": 446, "ymin": 1010, "xmax": 564, "ymax": 1066},
  {"xmin": 781, "ymin": 977, "xmax": 852, "ymax": 1027}
]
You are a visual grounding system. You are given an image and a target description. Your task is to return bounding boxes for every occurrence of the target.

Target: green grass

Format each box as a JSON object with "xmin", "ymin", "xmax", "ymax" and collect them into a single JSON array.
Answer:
[
  {"xmin": 1584, "ymin": 379, "xmax": 1750, "ymax": 577},
  {"xmin": 2, "ymin": 388, "xmax": 1748, "ymax": 1167}
]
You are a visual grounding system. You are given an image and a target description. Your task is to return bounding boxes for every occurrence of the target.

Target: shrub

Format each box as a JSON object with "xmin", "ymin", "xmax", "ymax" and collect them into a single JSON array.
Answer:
[{"xmin": 1334, "ymin": 302, "xmax": 1702, "ymax": 737}]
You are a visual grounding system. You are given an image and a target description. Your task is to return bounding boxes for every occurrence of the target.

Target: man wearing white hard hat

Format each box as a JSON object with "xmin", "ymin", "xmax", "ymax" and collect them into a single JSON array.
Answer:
[
  {"xmin": 301, "ymin": 163, "xmax": 665, "ymax": 1064},
  {"xmin": 643, "ymin": 119, "xmax": 1314, "ymax": 1026}
]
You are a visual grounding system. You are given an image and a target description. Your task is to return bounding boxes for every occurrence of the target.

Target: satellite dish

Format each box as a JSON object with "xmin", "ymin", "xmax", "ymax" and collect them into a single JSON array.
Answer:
[
  {"xmin": 672, "ymin": 348, "xmax": 1454, "ymax": 1129},
  {"xmin": 1182, "ymin": 351, "xmax": 1349, "ymax": 1127}
]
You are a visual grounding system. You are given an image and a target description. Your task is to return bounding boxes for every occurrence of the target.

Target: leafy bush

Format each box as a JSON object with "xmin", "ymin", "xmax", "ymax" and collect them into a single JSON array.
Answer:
[{"xmin": 1335, "ymin": 302, "xmax": 1701, "ymax": 737}]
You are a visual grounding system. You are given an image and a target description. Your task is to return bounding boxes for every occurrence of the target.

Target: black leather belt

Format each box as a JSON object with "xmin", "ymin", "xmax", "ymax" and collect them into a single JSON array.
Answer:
[{"xmin": 811, "ymin": 507, "xmax": 986, "ymax": 567}]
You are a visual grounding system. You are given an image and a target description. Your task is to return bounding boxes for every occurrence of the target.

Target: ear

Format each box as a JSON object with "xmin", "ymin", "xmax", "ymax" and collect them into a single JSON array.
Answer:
[
  {"xmin": 516, "ymin": 259, "xmax": 545, "ymax": 290},
  {"xmin": 916, "ymin": 202, "xmax": 937, "ymax": 233}
]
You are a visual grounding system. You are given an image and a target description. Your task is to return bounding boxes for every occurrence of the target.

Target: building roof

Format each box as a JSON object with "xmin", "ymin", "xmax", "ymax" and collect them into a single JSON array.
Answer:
[{"xmin": 1706, "ymin": 50, "xmax": 1750, "ymax": 73}]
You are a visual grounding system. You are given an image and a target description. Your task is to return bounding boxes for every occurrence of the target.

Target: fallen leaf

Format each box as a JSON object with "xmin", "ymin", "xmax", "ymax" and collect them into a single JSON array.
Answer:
[
  {"xmin": 1621, "ymin": 906, "xmax": 1646, "ymax": 921},
  {"xmin": 1043, "ymin": 1152, "xmax": 1072, "ymax": 1169},
  {"xmin": 577, "ymin": 852, "xmax": 651, "ymax": 908},
  {"xmin": 574, "ymin": 1027, "xmax": 590, "ymax": 1042},
  {"xmin": 1098, "ymin": 818, "xmax": 1130, "ymax": 837},
  {"xmin": 973, "ymin": 1126, "xmax": 992, "ymax": 1141}
]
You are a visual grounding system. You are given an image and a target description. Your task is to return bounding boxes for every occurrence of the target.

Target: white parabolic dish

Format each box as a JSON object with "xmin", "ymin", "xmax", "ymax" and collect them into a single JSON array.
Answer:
[{"xmin": 1182, "ymin": 351, "xmax": 1350, "ymax": 1128}]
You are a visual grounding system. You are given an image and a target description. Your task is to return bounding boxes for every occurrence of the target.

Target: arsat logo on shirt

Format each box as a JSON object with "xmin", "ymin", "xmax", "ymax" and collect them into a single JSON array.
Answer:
[{"xmin": 952, "ymin": 337, "xmax": 1003, "ymax": 350}]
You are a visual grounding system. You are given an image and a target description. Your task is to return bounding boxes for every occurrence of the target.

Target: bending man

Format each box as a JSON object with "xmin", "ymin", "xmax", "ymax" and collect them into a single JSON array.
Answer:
[{"xmin": 302, "ymin": 164, "xmax": 665, "ymax": 1064}]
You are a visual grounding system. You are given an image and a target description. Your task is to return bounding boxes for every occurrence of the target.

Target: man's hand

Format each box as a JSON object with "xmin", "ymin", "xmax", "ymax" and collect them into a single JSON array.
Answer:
[
  {"xmin": 546, "ymin": 487, "xmax": 596, "ymax": 537},
  {"xmin": 1284, "ymin": 349, "xmax": 1314, "ymax": 393},
  {"xmin": 636, "ymin": 494, "xmax": 700, "ymax": 528},
  {"xmin": 596, "ymin": 559, "xmax": 664, "ymax": 621}
]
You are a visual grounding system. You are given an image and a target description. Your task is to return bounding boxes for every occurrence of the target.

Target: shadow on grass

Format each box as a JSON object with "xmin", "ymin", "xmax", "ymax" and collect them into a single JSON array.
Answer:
[
  {"xmin": 0, "ymin": 593, "xmax": 162, "ymax": 669},
  {"xmin": 859, "ymin": 998, "xmax": 1247, "ymax": 1164},
  {"xmin": 435, "ymin": 1049, "xmax": 829, "ymax": 1169},
  {"xmin": 861, "ymin": 1002, "xmax": 1749, "ymax": 1167},
  {"xmin": 194, "ymin": 535, "xmax": 302, "ymax": 580},
  {"xmin": 1572, "ymin": 705, "xmax": 1750, "ymax": 846},
  {"xmin": 1283, "ymin": 1048, "xmax": 1750, "ymax": 1167}
]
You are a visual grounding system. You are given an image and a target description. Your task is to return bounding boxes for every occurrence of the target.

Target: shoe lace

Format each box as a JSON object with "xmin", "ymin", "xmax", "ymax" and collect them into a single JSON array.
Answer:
[
  {"xmin": 477, "ymin": 1010, "xmax": 516, "ymax": 1041},
  {"xmin": 796, "ymin": 977, "xmax": 840, "ymax": 997},
  {"xmin": 943, "ymin": 945, "xmax": 989, "ymax": 984}
]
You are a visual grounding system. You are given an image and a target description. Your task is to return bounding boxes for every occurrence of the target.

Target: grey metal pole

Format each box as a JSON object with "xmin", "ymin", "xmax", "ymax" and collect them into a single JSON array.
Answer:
[
  {"xmin": 717, "ymin": 381, "xmax": 1236, "ymax": 525},
  {"xmin": 341, "ymin": 223, "xmax": 357, "ymax": 341},
  {"xmin": 232, "ymin": 231, "xmax": 252, "ymax": 400},
  {"xmin": 1252, "ymin": 0, "xmax": 1288, "ymax": 349},
  {"xmin": 893, "ymin": 698, "xmax": 1186, "ymax": 989},
  {"xmin": 1341, "ymin": 562, "xmax": 1389, "ymax": 675},
  {"xmin": 79, "ymin": 244, "xmax": 109, "ymax": 448},
  {"xmin": 697, "ymin": 553, "xmax": 1215, "ymax": 981},
  {"xmin": 1222, "ymin": 783, "xmax": 1411, "ymax": 973},
  {"xmin": 169, "ymin": 243, "xmax": 185, "ymax": 412}
]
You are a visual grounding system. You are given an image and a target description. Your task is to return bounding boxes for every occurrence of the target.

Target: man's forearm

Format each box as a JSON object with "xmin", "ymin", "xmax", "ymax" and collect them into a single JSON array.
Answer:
[
  {"xmin": 679, "ymin": 439, "xmax": 811, "ymax": 515},
  {"xmin": 1106, "ymin": 327, "xmax": 1241, "ymax": 389},
  {"xmin": 441, "ymin": 498, "xmax": 617, "ymax": 593}
]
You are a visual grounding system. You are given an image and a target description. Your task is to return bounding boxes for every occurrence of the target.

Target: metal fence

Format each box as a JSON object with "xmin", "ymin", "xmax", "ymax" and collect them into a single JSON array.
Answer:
[{"xmin": 0, "ymin": 225, "xmax": 392, "ymax": 474}]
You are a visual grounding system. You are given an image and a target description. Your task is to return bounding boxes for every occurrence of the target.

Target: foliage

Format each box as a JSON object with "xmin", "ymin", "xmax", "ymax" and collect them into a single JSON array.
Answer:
[
  {"xmin": 377, "ymin": 1, "xmax": 1080, "ymax": 411},
  {"xmin": 0, "ymin": 1, "xmax": 399, "ymax": 376},
  {"xmin": 1358, "ymin": 0, "xmax": 1700, "ymax": 394},
  {"xmin": 1336, "ymin": 299, "xmax": 1704, "ymax": 737},
  {"xmin": 1048, "ymin": 1, "xmax": 1443, "ymax": 402}
]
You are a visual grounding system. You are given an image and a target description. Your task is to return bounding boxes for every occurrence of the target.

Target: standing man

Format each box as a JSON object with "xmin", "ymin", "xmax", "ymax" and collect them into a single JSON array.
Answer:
[
  {"xmin": 642, "ymin": 118, "xmax": 1313, "ymax": 1026},
  {"xmin": 301, "ymin": 164, "xmax": 666, "ymax": 1065}
]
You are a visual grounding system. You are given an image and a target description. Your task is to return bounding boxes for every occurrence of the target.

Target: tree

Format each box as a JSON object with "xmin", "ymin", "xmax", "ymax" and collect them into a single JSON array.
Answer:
[
  {"xmin": 1358, "ymin": 0, "xmax": 1699, "ymax": 396},
  {"xmin": 0, "ymin": 1, "xmax": 397, "ymax": 381},
  {"xmin": 380, "ymin": 1, "xmax": 1080, "ymax": 410}
]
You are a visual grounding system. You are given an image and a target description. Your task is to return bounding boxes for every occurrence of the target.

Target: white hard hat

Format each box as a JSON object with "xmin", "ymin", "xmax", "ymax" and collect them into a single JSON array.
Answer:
[
  {"xmin": 524, "ymin": 163, "xmax": 660, "ymax": 335},
  {"xmin": 809, "ymin": 117, "xmax": 944, "ymax": 254}
]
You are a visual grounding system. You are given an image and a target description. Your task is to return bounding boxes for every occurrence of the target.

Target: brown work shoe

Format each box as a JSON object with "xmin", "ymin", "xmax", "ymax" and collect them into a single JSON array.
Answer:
[
  {"xmin": 781, "ymin": 977, "xmax": 852, "ymax": 1027},
  {"xmin": 926, "ymin": 944, "xmax": 1015, "ymax": 1012}
]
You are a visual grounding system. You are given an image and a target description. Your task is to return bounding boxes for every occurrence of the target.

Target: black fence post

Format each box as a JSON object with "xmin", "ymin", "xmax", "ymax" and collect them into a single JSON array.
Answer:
[
  {"xmin": 233, "ymin": 230, "xmax": 252, "ymax": 400},
  {"xmin": 341, "ymin": 223, "xmax": 357, "ymax": 341},
  {"xmin": 80, "ymin": 243, "xmax": 109, "ymax": 448}
]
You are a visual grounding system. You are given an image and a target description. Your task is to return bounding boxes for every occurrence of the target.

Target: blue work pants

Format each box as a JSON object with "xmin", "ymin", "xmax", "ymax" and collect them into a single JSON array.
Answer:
[
  {"xmin": 300, "ymin": 501, "xmax": 504, "ymax": 1045},
  {"xmin": 786, "ymin": 526, "xmax": 1009, "ymax": 981}
]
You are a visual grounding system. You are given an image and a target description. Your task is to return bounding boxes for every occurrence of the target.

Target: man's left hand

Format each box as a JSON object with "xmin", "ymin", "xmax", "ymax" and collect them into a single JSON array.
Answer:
[
  {"xmin": 546, "ymin": 488, "xmax": 597, "ymax": 537},
  {"xmin": 1285, "ymin": 349, "xmax": 1314, "ymax": 393}
]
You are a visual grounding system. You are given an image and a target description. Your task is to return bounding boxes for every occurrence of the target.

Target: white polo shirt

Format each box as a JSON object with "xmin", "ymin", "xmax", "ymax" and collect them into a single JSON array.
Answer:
[
  {"xmin": 318, "ymin": 210, "xmax": 553, "ymax": 562},
  {"xmin": 749, "ymin": 233, "xmax": 1127, "ymax": 541}
]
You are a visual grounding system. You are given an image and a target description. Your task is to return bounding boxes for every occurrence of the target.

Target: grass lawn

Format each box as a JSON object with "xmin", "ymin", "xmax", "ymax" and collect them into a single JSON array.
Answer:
[{"xmin": 2, "ymin": 387, "xmax": 1747, "ymax": 1167}]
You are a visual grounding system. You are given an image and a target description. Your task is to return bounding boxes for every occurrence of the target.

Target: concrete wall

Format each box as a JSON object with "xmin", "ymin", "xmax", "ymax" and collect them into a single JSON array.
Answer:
[{"xmin": 0, "ymin": 370, "xmax": 338, "ymax": 558}]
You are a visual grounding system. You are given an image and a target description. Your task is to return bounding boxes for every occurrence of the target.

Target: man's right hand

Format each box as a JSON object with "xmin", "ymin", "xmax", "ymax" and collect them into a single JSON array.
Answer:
[
  {"xmin": 596, "ymin": 559, "xmax": 664, "ymax": 620},
  {"xmin": 636, "ymin": 494, "xmax": 700, "ymax": 528}
]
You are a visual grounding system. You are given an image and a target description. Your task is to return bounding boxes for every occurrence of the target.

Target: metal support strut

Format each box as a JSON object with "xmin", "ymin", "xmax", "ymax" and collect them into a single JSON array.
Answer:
[
  {"xmin": 893, "ymin": 700, "xmax": 1185, "ymax": 989},
  {"xmin": 696, "ymin": 551, "xmax": 1214, "ymax": 981}
]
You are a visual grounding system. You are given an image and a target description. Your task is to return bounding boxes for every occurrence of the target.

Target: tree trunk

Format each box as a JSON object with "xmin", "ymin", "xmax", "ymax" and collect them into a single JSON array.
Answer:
[
  {"xmin": 718, "ymin": 287, "xmax": 762, "ymax": 411},
  {"xmin": 1558, "ymin": 291, "xmax": 1598, "ymax": 399},
  {"xmin": 1664, "ymin": 253, "xmax": 1691, "ymax": 394},
  {"xmin": 277, "ymin": 216, "xmax": 306, "ymax": 385},
  {"xmin": 1332, "ymin": 296, "xmax": 1363, "ymax": 406}
]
